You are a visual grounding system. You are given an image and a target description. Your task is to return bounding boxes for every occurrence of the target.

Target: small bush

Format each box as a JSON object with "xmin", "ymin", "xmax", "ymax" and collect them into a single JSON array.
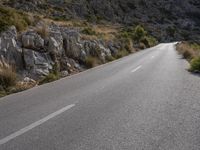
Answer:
[
  {"xmin": 138, "ymin": 42, "xmax": 146, "ymax": 49},
  {"xmin": 190, "ymin": 57, "xmax": 200, "ymax": 72},
  {"xmin": 140, "ymin": 37, "xmax": 150, "ymax": 48},
  {"xmin": 133, "ymin": 25, "xmax": 146, "ymax": 42},
  {"xmin": 0, "ymin": 63, "xmax": 17, "ymax": 89},
  {"xmin": 0, "ymin": 90, "xmax": 7, "ymax": 98},
  {"xmin": 85, "ymin": 56, "xmax": 100, "ymax": 68},
  {"xmin": 105, "ymin": 55, "xmax": 115, "ymax": 62},
  {"xmin": 115, "ymin": 50, "xmax": 129, "ymax": 59},
  {"xmin": 0, "ymin": 6, "xmax": 32, "ymax": 32},
  {"xmin": 39, "ymin": 73, "xmax": 60, "ymax": 85},
  {"xmin": 183, "ymin": 50, "xmax": 194, "ymax": 60},
  {"xmin": 82, "ymin": 27, "xmax": 96, "ymax": 35},
  {"xmin": 190, "ymin": 43, "xmax": 200, "ymax": 51},
  {"xmin": 119, "ymin": 25, "xmax": 156, "ymax": 48},
  {"xmin": 140, "ymin": 36, "xmax": 157, "ymax": 48},
  {"xmin": 35, "ymin": 25, "xmax": 49, "ymax": 38},
  {"xmin": 177, "ymin": 42, "xmax": 200, "ymax": 72},
  {"xmin": 176, "ymin": 42, "xmax": 195, "ymax": 60},
  {"xmin": 38, "ymin": 63, "xmax": 61, "ymax": 85}
]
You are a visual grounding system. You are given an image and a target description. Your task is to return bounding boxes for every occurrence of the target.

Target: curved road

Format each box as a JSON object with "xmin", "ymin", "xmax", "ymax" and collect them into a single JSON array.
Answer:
[{"xmin": 0, "ymin": 43, "xmax": 200, "ymax": 150}]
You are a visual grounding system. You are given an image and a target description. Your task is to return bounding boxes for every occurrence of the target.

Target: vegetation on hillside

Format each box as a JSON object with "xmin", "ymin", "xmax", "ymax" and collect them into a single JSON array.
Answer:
[
  {"xmin": 0, "ymin": 5, "xmax": 33, "ymax": 32},
  {"xmin": 0, "ymin": 62, "xmax": 37, "ymax": 98},
  {"xmin": 0, "ymin": 3, "xmax": 159, "ymax": 98},
  {"xmin": 119, "ymin": 25, "xmax": 158, "ymax": 49},
  {"xmin": 177, "ymin": 42, "xmax": 200, "ymax": 72}
]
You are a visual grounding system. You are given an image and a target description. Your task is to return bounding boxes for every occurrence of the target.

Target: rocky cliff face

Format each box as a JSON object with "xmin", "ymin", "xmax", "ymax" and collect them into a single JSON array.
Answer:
[
  {"xmin": 5, "ymin": 0, "xmax": 200, "ymax": 41},
  {"xmin": 0, "ymin": 23, "xmax": 121, "ymax": 79}
]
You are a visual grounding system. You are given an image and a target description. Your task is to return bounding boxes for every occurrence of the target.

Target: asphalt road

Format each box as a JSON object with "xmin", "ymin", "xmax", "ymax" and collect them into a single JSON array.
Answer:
[{"xmin": 0, "ymin": 43, "xmax": 200, "ymax": 150}]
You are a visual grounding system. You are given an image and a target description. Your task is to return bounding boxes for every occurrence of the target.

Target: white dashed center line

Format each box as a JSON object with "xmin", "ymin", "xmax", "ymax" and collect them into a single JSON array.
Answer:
[
  {"xmin": 0, "ymin": 104, "xmax": 75, "ymax": 146},
  {"xmin": 131, "ymin": 66, "xmax": 142, "ymax": 73}
]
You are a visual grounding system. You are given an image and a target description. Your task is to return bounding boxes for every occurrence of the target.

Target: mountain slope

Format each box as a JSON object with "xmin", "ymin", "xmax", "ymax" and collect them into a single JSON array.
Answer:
[{"xmin": 4, "ymin": 0, "xmax": 200, "ymax": 41}]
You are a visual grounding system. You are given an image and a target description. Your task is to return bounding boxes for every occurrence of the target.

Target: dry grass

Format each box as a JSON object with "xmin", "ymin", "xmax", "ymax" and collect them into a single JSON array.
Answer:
[
  {"xmin": 114, "ymin": 50, "xmax": 129, "ymax": 59},
  {"xmin": 0, "ymin": 61, "xmax": 17, "ymax": 89},
  {"xmin": 43, "ymin": 18, "xmax": 88, "ymax": 28},
  {"xmin": 81, "ymin": 34, "xmax": 98, "ymax": 41},
  {"xmin": 176, "ymin": 41, "xmax": 200, "ymax": 72},
  {"xmin": 93, "ymin": 25, "xmax": 120, "ymax": 41},
  {"xmin": 85, "ymin": 56, "xmax": 101, "ymax": 68},
  {"xmin": 34, "ymin": 25, "xmax": 49, "ymax": 38},
  {"xmin": 93, "ymin": 25, "xmax": 119, "ymax": 34},
  {"xmin": 11, "ymin": 80, "xmax": 37, "ymax": 93},
  {"xmin": 176, "ymin": 42, "xmax": 199, "ymax": 60},
  {"xmin": 42, "ymin": 18, "xmax": 120, "ymax": 41}
]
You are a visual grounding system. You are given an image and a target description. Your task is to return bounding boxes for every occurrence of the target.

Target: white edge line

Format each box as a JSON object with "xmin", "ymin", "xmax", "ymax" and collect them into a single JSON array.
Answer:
[
  {"xmin": 0, "ymin": 104, "xmax": 75, "ymax": 146},
  {"xmin": 131, "ymin": 66, "xmax": 142, "ymax": 73}
]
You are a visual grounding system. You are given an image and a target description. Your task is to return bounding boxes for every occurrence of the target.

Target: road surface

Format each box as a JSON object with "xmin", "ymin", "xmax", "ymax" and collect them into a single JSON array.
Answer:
[{"xmin": 0, "ymin": 43, "xmax": 200, "ymax": 150}]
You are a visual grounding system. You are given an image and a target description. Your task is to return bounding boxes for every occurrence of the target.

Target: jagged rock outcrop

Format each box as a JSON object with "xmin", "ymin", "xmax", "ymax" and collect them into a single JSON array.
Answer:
[
  {"xmin": 23, "ymin": 49, "xmax": 53, "ymax": 76},
  {"xmin": 21, "ymin": 31, "xmax": 45, "ymax": 50},
  {"xmin": 62, "ymin": 30, "xmax": 82, "ymax": 60},
  {"xmin": 0, "ymin": 25, "xmax": 118, "ymax": 78},
  {"xmin": 0, "ymin": 26, "xmax": 23, "ymax": 69}
]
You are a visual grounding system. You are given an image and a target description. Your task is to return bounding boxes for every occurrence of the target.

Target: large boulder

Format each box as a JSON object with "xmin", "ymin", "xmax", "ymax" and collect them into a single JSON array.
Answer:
[
  {"xmin": 82, "ymin": 40, "xmax": 112, "ymax": 62},
  {"xmin": 60, "ymin": 57, "xmax": 82, "ymax": 73},
  {"xmin": 0, "ymin": 26, "xmax": 23, "ymax": 69},
  {"xmin": 107, "ymin": 41, "xmax": 120, "ymax": 55},
  {"xmin": 21, "ymin": 30, "xmax": 44, "ymax": 50},
  {"xmin": 47, "ymin": 29, "xmax": 64, "ymax": 57},
  {"xmin": 23, "ymin": 49, "xmax": 53, "ymax": 76},
  {"xmin": 62, "ymin": 29, "xmax": 83, "ymax": 60}
]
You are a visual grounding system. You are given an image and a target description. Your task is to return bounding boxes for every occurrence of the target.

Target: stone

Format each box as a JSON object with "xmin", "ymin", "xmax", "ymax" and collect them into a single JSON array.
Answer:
[
  {"xmin": 47, "ymin": 36, "xmax": 63, "ymax": 56},
  {"xmin": 61, "ymin": 71, "xmax": 69, "ymax": 77},
  {"xmin": 62, "ymin": 29, "xmax": 83, "ymax": 59},
  {"xmin": 108, "ymin": 41, "xmax": 120, "ymax": 55},
  {"xmin": 23, "ymin": 77, "xmax": 36, "ymax": 84},
  {"xmin": 23, "ymin": 49, "xmax": 53, "ymax": 76},
  {"xmin": 48, "ymin": 28, "xmax": 64, "ymax": 56},
  {"xmin": 21, "ymin": 30, "xmax": 44, "ymax": 50},
  {"xmin": 0, "ymin": 26, "xmax": 23, "ymax": 70}
]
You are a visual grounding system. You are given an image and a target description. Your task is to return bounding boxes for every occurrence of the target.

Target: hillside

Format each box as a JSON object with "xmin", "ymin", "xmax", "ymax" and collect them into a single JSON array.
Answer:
[{"xmin": 3, "ymin": 0, "xmax": 200, "ymax": 42}]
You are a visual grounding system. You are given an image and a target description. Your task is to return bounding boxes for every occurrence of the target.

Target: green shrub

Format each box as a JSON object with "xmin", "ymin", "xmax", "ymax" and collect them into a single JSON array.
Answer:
[
  {"xmin": 86, "ymin": 14, "xmax": 97, "ymax": 22},
  {"xmin": 39, "ymin": 73, "xmax": 60, "ymax": 85},
  {"xmin": 138, "ymin": 42, "xmax": 146, "ymax": 49},
  {"xmin": 119, "ymin": 25, "xmax": 157, "ymax": 49},
  {"xmin": 190, "ymin": 43, "xmax": 200, "ymax": 51},
  {"xmin": 133, "ymin": 25, "xmax": 146, "ymax": 42},
  {"xmin": 115, "ymin": 50, "xmax": 129, "ymax": 59},
  {"xmin": 140, "ymin": 37, "xmax": 150, "ymax": 48},
  {"xmin": 38, "ymin": 63, "xmax": 61, "ymax": 85},
  {"xmin": 0, "ymin": 90, "xmax": 7, "ymax": 98},
  {"xmin": 85, "ymin": 56, "xmax": 100, "ymax": 68},
  {"xmin": 147, "ymin": 36, "xmax": 157, "ymax": 47},
  {"xmin": 0, "ymin": 6, "xmax": 31, "ymax": 32},
  {"xmin": 190, "ymin": 57, "xmax": 200, "ymax": 72},
  {"xmin": 119, "ymin": 30, "xmax": 132, "ymax": 39},
  {"xmin": 105, "ymin": 55, "xmax": 115, "ymax": 62},
  {"xmin": 82, "ymin": 27, "xmax": 96, "ymax": 35},
  {"xmin": 140, "ymin": 36, "xmax": 158, "ymax": 48}
]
